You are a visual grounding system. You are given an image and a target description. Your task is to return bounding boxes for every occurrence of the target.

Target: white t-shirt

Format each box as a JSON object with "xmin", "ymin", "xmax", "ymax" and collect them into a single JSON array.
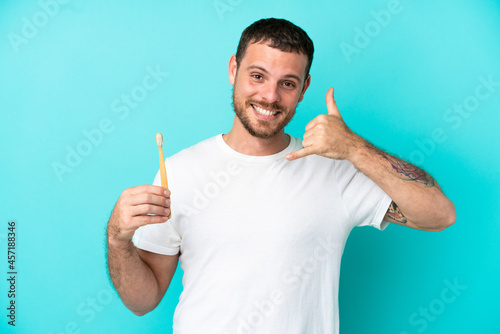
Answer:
[{"xmin": 132, "ymin": 134, "xmax": 392, "ymax": 334}]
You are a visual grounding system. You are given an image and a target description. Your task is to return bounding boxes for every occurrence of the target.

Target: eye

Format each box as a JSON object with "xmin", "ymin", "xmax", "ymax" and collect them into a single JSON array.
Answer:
[
  {"xmin": 283, "ymin": 81, "xmax": 296, "ymax": 88},
  {"xmin": 252, "ymin": 74, "xmax": 262, "ymax": 80}
]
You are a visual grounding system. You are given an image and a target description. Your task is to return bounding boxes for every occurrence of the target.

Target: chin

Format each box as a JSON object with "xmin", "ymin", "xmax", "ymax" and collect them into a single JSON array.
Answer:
[{"xmin": 245, "ymin": 124, "xmax": 283, "ymax": 139}]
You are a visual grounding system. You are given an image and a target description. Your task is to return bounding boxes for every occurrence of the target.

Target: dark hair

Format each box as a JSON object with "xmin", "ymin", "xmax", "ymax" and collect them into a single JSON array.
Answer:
[{"xmin": 235, "ymin": 18, "xmax": 314, "ymax": 83}]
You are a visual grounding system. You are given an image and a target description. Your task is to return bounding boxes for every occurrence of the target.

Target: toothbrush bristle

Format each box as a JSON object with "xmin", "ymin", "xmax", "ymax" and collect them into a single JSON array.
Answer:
[{"xmin": 156, "ymin": 133, "xmax": 163, "ymax": 147}]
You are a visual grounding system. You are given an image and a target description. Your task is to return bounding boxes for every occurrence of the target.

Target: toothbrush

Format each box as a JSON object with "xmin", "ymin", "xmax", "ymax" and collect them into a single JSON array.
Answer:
[{"xmin": 156, "ymin": 133, "xmax": 171, "ymax": 219}]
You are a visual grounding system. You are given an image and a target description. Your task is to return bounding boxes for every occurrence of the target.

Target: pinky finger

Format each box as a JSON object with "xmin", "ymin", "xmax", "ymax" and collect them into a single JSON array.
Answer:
[{"xmin": 285, "ymin": 147, "xmax": 314, "ymax": 161}]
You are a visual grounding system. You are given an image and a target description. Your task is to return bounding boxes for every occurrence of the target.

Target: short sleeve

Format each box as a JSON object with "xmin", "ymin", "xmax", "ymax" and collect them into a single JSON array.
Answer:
[
  {"xmin": 334, "ymin": 159, "xmax": 393, "ymax": 230},
  {"xmin": 131, "ymin": 168, "xmax": 181, "ymax": 255}
]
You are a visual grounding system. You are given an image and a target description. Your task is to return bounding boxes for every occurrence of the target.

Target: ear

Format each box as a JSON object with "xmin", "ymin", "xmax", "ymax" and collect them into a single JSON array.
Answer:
[
  {"xmin": 298, "ymin": 74, "xmax": 311, "ymax": 103},
  {"xmin": 228, "ymin": 54, "xmax": 237, "ymax": 85}
]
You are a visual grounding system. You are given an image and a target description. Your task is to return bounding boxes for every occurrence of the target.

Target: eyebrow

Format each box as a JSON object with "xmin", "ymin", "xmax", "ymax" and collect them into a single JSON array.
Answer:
[{"xmin": 246, "ymin": 65, "xmax": 302, "ymax": 83}]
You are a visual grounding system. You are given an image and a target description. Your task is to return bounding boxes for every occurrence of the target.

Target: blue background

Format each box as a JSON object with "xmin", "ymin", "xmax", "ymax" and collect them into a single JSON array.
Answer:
[{"xmin": 1, "ymin": 0, "xmax": 499, "ymax": 333}]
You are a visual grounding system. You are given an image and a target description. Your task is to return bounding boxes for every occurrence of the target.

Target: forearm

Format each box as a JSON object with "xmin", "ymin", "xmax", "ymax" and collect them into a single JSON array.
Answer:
[
  {"xmin": 285, "ymin": 87, "xmax": 455, "ymax": 230},
  {"xmin": 348, "ymin": 136, "xmax": 456, "ymax": 230},
  {"xmin": 106, "ymin": 237, "xmax": 162, "ymax": 315}
]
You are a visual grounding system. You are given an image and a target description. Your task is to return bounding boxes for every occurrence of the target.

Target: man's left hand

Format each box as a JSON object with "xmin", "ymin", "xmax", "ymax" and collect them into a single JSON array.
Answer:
[{"xmin": 286, "ymin": 87, "xmax": 362, "ymax": 161}]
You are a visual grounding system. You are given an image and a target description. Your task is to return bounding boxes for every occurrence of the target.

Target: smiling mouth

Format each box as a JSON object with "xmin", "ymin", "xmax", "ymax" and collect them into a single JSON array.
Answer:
[{"xmin": 251, "ymin": 104, "xmax": 281, "ymax": 117}]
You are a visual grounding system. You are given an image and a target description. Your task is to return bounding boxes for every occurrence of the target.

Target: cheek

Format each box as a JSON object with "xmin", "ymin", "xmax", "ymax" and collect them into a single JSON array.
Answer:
[
  {"xmin": 284, "ymin": 94, "xmax": 300, "ymax": 109},
  {"xmin": 241, "ymin": 83, "xmax": 258, "ymax": 96}
]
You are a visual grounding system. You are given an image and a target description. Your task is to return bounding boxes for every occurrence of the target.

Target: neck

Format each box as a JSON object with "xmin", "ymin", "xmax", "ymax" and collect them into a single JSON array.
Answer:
[{"xmin": 222, "ymin": 117, "xmax": 290, "ymax": 156}]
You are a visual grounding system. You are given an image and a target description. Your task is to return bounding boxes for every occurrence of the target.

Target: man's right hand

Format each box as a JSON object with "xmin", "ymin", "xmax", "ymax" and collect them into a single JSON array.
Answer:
[{"xmin": 107, "ymin": 185, "xmax": 171, "ymax": 245}]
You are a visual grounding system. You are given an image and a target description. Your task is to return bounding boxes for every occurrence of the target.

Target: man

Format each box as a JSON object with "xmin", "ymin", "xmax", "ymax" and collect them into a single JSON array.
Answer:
[{"xmin": 106, "ymin": 18, "xmax": 456, "ymax": 333}]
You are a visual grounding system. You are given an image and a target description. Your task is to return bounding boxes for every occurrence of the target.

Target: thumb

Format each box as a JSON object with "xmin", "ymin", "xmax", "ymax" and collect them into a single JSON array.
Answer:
[{"xmin": 326, "ymin": 87, "xmax": 342, "ymax": 119}]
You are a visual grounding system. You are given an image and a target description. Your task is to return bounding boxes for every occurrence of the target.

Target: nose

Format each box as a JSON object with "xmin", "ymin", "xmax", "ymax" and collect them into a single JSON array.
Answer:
[{"xmin": 259, "ymin": 81, "xmax": 280, "ymax": 105}]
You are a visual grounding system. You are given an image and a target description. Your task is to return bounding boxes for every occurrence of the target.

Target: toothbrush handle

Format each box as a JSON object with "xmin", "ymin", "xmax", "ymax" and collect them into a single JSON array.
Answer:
[{"xmin": 158, "ymin": 147, "xmax": 171, "ymax": 219}]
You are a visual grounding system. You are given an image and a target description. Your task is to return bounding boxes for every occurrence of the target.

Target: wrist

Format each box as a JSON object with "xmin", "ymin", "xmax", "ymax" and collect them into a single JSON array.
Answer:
[{"xmin": 347, "ymin": 134, "xmax": 369, "ymax": 165}]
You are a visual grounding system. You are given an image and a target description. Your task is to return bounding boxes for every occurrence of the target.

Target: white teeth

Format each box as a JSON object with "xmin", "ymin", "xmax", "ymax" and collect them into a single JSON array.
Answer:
[{"xmin": 253, "ymin": 104, "xmax": 278, "ymax": 117}]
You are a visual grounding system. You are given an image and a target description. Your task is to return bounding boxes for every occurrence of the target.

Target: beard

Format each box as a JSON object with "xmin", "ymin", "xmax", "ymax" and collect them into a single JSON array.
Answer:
[{"xmin": 231, "ymin": 87, "xmax": 297, "ymax": 139}]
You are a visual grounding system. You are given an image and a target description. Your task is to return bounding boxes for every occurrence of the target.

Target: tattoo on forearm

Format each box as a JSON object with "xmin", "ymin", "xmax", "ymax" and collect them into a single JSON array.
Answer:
[
  {"xmin": 368, "ymin": 146, "xmax": 436, "ymax": 187},
  {"xmin": 387, "ymin": 201, "xmax": 407, "ymax": 224}
]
